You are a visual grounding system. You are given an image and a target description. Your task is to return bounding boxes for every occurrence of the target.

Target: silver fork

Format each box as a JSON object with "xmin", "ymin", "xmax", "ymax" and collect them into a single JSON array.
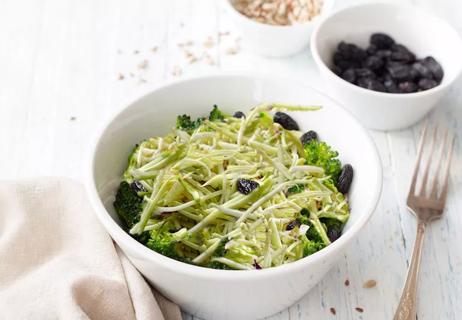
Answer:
[{"xmin": 393, "ymin": 123, "xmax": 455, "ymax": 320}]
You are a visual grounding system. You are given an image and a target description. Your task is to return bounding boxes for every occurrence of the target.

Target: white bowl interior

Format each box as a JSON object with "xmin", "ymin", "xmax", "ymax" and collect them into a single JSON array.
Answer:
[
  {"xmin": 92, "ymin": 75, "xmax": 381, "ymax": 244},
  {"xmin": 314, "ymin": 3, "xmax": 462, "ymax": 85}
]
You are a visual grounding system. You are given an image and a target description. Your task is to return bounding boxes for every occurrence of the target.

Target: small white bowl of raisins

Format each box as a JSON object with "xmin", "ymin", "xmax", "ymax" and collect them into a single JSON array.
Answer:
[{"xmin": 311, "ymin": 2, "xmax": 462, "ymax": 131}]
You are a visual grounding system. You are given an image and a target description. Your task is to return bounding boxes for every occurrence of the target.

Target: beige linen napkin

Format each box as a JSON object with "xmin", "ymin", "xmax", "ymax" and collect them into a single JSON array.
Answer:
[{"xmin": 0, "ymin": 178, "xmax": 182, "ymax": 320}]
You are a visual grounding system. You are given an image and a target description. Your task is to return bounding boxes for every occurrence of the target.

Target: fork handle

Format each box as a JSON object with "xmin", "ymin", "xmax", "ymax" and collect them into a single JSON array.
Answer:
[{"xmin": 393, "ymin": 219, "xmax": 427, "ymax": 320}]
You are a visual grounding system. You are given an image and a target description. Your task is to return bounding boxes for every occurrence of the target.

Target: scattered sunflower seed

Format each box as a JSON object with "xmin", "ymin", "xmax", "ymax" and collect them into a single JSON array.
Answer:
[
  {"xmin": 363, "ymin": 279, "xmax": 377, "ymax": 288},
  {"xmin": 138, "ymin": 60, "xmax": 149, "ymax": 70},
  {"xmin": 172, "ymin": 66, "xmax": 182, "ymax": 77},
  {"xmin": 226, "ymin": 46, "xmax": 240, "ymax": 55},
  {"xmin": 330, "ymin": 307, "xmax": 336, "ymax": 315},
  {"xmin": 344, "ymin": 279, "xmax": 350, "ymax": 286},
  {"xmin": 355, "ymin": 307, "xmax": 364, "ymax": 313},
  {"xmin": 203, "ymin": 37, "xmax": 214, "ymax": 48},
  {"xmin": 204, "ymin": 53, "xmax": 215, "ymax": 65}
]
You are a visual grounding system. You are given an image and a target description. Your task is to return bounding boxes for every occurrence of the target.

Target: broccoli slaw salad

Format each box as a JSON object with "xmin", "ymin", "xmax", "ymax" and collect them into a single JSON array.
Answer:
[{"xmin": 114, "ymin": 103, "xmax": 354, "ymax": 270}]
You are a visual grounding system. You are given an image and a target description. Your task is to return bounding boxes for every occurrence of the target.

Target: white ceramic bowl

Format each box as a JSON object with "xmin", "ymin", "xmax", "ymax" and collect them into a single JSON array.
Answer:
[
  {"xmin": 311, "ymin": 2, "xmax": 462, "ymax": 131},
  {"xmin": 86, "ymin": 74, "xmax": 382, "ymax": 320},
  {"xmin": 223, "ymin": 0, "xmax": 335, "ymax": 57}
]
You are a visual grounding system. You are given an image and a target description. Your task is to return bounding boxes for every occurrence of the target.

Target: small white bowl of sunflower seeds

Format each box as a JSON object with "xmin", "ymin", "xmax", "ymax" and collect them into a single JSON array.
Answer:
[{"xmin": 223, "ymin": 0, "xmax": 335, "ymax": 57}]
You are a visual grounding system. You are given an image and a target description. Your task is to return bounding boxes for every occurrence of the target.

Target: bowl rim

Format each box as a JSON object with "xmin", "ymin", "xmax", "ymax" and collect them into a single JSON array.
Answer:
[
  {"xmin": 222, "ymin": 0, "xmax": 335, "ymax": 30},
  {"xmin": 310, "ymin": 1, "xmax": 462, "ymax": 99},
  {"xmin": 86, "ymin": 72, "xmax": 383, "ymax": 280}
]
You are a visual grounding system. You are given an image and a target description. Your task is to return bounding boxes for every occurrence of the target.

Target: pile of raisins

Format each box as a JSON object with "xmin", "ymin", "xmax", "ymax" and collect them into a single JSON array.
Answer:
[{"xmin": 332, "ymin": 33, "xmax": 444, "ymax": 93}]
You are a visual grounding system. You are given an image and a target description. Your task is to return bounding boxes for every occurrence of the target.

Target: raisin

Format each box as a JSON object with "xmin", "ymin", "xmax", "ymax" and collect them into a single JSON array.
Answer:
[
  {"xmin": 286, "ymin": 219, "xmax": 301, "ymax": 231},
  {"xmin": 422, "ymin": 56, "xmax": 444, "ymax": 82},
  {"xmin": 333, "ymin": 52, "xmax": 360, "ymax": 71},
  {"xmin": 332, "ymin": 65, "xmax": 343, "ymax": 75},
  {"xmin": 253, "ymin": 260, "xmax": 262, "ymax": 270},
  {"xmin": 233, "ymin": 111, "xmax": 245, "ymax": 118},
  {"xmin": 398, "ymin": 81, "xmax": 418, "ymax": 93},
  {"xmin": 341, "ymin": 68, "xmax": 356, "ymax": 83},
  {"xmin": 357, "ymin": 78, "xmax": 386, "ymax": 92},
  {"xmin": 326, "ymin": 223, "xmax": 342, "ymax": 242},
  {"xmin": 418, "ymin": 78, "xmax": 438, "ymax": 90},
  {"xmin": 237, "ymin": 179, "xmax": 259, "ymax": 195},
  {"xmin": 366, "ymin": 44, "xmax": 378, "ymax": 55},
  {"xmin": 387, "ymin": 64, "xmax": 414, "ymax": 82},
  {"xmin": 370, "ymin": 33, "xmax": 395, "ymax": 49},
  {"xmin": 384, "ymin": 78, "xmax": 399, "ymax": 93},
  {"xmin": 390, "ymin": 44, "xmax": 416, "ymax": 63},
  {"xmin": 130, "ymin": 181, "xmax": 146, "ymax": 193},
  {"xmin": 412, "ymin": 61, "xmax": 433, "ymax": 79},
  {"xmin": 336, "ymin": 164, "xmax": 354, "ymax": 194},
  {"xmin": 355, "ymin": 68, "xmax": 375, "ymax": 79},
  {"xmin": 363, "ymin": 55, "xmax": 384, "ymax": 71},
  {"xmin": 375, "ymin": 49, "xmax": 392, "ymax": 59},
  {"xmin": 300, "ymin": 130, "xmax": 318, "ymax": 145},
  {"xmin": 337, "ymin": 42, "xmax": 367, "ymax": 61},
  {"xmin": 273, "ymin": 112, "xmax": 299, "ymax": 130}
]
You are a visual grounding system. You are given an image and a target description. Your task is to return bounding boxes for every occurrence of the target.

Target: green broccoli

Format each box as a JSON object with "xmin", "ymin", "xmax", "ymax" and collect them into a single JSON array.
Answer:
[
  {"xmin": 146, "ymin": 231, "xmax": 188, "ymax": 262},
  {"xmin": 306, "ymin": 222, "xmax": 324, "ymax": 243},
  {"xmin": 302, "ymin": 239, "xmax": 325, "ymax": 257},
  {"xmin": 176, "ymin": 115, "xmax": 204, "ymax": 133},
  {"xmin": 213, "ymin": 237, "xmax": 228, "ymax": 257},
  {"xmin": 287, "ymin": 184, "xmax": 305, "ymax": 194},
  {"xmin": 209, "ymin": 105, "xmax": 225, "ymax": 121},
  {"xmin": 299, "ymin": 208, "xmax": 325, "ymax": 244},
  {"xmin": 147, "ymin": 232, "xmax": 175, "ymax": 256},
  {"xmin": 299, "ymin": 208, "xmax": 309, "ymax": 225},
  {"xmin": 133, "ymin": 231, "xmax": 151, "ymax": 245},
  {"xmin": 304, "ymin": 140, "xmax": 342, "ymax": 183},
  {"xmin": 207, "ymin": 261, "xmax": 234, "ymax": 270},
  {"xmin": 113, "ymin": 181, "xmax": 143, "ymax": 229},
  {"xmin": 205, "ymin": 237, "xmax": 235, "ymax": 270}
]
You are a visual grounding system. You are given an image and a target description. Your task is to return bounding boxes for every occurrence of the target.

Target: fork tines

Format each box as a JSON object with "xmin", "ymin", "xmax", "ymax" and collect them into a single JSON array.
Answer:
[{"xmin": 408, "ymin": 121, "xmax": 455, "ymax": 205}]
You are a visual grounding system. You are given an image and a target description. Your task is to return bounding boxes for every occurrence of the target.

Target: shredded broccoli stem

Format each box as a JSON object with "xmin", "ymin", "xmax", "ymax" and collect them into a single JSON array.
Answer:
[{"xmin": 119, "ymin": 103, "xmax": 350, "ymax": 269}]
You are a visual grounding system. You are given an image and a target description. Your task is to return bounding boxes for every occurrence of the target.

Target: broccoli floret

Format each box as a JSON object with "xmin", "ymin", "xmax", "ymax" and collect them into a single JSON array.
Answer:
[
  {"xmin": 205, "ymin": 238, "xmax": 235, "ymax": 270},
  {"xmin": 113, "ymin": 181, "xmax": 143, "ymax": 229},
  {"xmin": 209, "ymin": 105, "xmax": 225, "ymax": 121},
  {"xmin": 299, "ymin": 209, "xmax": 325, "ymax": 243},
  {"xmin": 213, "ymin": 237, "xmax": 228, "ymax": 258},
  {"xmin": 176, "ymin": 105, "xmax": 224, "ymax": 132},
  {"xmin": 147, "ymin": 232, "xmax": 181, "ymax": 260},
  {"xmin": 306, "ymin": 222, "xmax": 323, "ymax": 243},
  {"xmin": 304, "ymin": 140, "xmax": 342, "ymax": 183},
  {"xmin": 299, "ymin": 208, "xmax": 309, "ymax": 225},
  {"xmin": 303, "ymin": 240, "xmax": 325, "ymax": 257},
  {"xmin": 288, "ymin": 184, "xmax": 305, "ymax": 194},
  {"xmin": 133, "ymin": 231, "xmax": 151, "ymax": 245},
  {"xmin": 207, "ymin": 261, "xmax": 234, "ymax": 270},
  {"xmin": 176, "ymin": 115, "xmax": 204, "ymax": 133}
]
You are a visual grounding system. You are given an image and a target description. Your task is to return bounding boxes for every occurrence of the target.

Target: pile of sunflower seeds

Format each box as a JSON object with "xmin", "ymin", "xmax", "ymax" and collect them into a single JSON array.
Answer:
[{"xmin": 233, "ymin": 0, "xmax": 323, "ymax": 26}]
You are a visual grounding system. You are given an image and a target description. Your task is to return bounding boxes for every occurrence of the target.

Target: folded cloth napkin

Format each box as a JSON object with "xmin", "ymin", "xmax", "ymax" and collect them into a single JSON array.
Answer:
[{"xmin": 0, "ymin": 178, "xmax": 182, "ymax": 320}]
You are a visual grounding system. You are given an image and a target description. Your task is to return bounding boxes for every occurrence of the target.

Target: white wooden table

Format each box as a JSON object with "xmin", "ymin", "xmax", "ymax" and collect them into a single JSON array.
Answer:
[{"xmin": 0, "ymin": 0, "xmax": 460, "ymax": 319}]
